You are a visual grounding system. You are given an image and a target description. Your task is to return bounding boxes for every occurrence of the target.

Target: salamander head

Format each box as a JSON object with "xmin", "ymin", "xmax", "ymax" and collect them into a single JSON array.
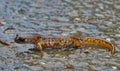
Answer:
[{"xmin": 14, "ymin": 33, "xmax": 41, "ymax": 44}]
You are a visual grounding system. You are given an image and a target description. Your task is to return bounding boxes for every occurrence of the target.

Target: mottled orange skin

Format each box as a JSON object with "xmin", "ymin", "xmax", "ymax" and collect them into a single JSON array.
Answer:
[
  {"xmin": 14, "ymin": 33, "xmax": 115, "ymax": 55},
  {"xmin": 81, "ymin": 38, "xmax": 115, "ymax": 55}
]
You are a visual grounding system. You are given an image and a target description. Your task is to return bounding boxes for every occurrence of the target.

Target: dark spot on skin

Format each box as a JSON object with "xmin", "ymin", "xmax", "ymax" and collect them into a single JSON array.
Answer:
[{"xmin": 18, "ymin": 37, "xmax": 25, "ymax": 42}]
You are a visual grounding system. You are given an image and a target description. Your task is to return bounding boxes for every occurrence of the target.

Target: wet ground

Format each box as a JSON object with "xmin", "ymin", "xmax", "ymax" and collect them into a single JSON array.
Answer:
[{"xmin": 0, "ymin": 0, "xmax": 120, "ymax": 71}]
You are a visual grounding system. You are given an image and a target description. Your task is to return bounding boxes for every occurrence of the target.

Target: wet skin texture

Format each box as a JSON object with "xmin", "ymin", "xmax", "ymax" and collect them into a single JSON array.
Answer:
[{"xmin": 14, "ymin": 33, "xmax": 115, "ymax": 55}]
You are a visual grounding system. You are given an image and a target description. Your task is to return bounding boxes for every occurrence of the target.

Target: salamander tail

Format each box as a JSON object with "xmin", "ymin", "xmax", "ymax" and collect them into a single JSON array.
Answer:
[{"xmin": 81, "ymin": 37, "xmax": 115, "ymax": 55}]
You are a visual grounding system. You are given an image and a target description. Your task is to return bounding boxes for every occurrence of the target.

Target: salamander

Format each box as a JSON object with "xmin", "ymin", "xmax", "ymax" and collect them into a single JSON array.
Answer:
[{"xmin": 14, "ymin": 33, "xmax": 115, "ymax": 55}]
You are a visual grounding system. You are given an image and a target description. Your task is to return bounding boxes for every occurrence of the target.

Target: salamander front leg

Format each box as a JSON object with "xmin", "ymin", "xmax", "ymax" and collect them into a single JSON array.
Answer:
[{"xmin": 36, "ymin": 43, "xmax": 47, "ymax": 56}]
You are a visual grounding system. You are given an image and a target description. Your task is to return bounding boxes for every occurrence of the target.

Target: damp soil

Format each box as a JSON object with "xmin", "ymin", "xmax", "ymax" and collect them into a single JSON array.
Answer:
[{"xmin": 0, "ymin": 0, "xmax": 120, "ymax": 71}]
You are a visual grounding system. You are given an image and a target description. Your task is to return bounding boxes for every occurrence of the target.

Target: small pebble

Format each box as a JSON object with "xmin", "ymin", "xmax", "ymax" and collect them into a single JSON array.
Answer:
[{"xmin": 112, "ymin": 66, "xmax": 117, "ymax": 70}]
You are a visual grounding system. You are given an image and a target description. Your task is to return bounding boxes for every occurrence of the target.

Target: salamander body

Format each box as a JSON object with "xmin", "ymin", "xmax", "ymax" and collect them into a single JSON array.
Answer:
[{"xmin": 14, "ymin": 33, "xmax": 115, "ymax": 55}]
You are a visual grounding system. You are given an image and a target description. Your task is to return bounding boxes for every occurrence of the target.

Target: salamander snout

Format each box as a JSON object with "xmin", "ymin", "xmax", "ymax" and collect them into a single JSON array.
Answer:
[{"xmin": 14, "ymin": 34, "xmax": 26, "ymax": 43}]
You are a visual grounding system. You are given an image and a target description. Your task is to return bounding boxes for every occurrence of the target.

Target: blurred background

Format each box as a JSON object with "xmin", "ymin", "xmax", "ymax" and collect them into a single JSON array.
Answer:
[{"xmin": 0, "ymin": 0, "xmax": 120, "ymax": 71}]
